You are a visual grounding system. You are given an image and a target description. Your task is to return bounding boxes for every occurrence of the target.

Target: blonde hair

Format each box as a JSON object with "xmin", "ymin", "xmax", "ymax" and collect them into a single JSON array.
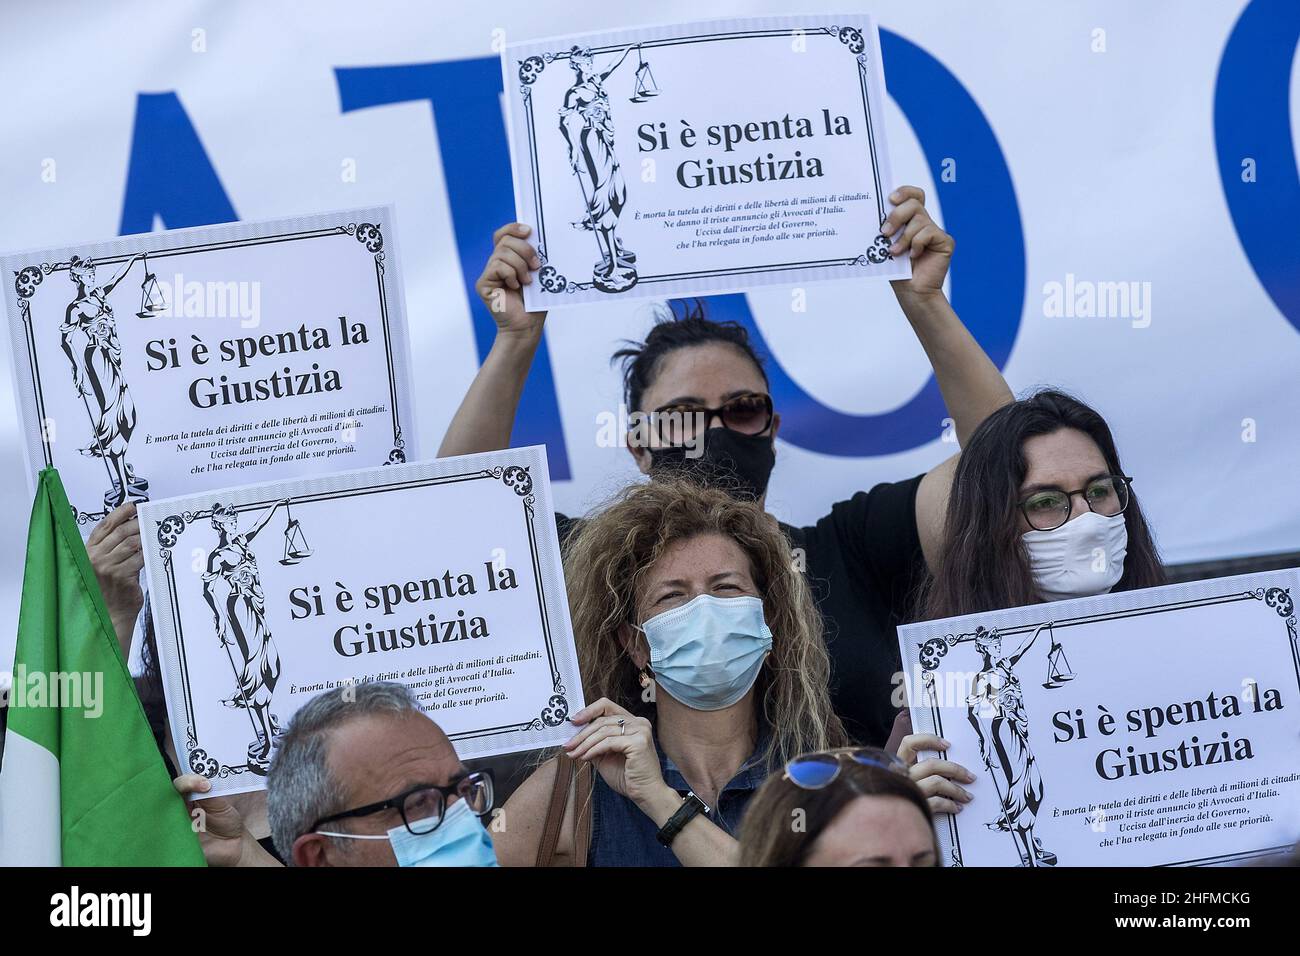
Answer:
[{"xmin": 562, "ymin": 478, "xmax": 847, "ymax": 769}]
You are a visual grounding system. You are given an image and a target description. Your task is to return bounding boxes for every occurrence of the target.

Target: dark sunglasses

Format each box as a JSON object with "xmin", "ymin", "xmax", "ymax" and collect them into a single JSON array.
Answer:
[{"xmin": 650, "ymin": 392, "xmax": 774, "ymax": 446}]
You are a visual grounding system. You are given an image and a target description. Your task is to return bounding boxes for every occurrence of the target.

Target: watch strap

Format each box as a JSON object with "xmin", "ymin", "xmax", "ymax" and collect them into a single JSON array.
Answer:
[{"xmin": 656, "ymin": 791, "xmax": 711, "ymax": 847}]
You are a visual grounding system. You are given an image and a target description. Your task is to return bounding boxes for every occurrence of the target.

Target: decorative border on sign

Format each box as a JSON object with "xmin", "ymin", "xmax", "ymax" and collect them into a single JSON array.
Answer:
[
  {"xmin": 514, "ymin": 24, "xmax": 894, "ymax": 295},
  {"xmin": 152, "ymin": 465, "xmax": 569, "ymax": 776},
  {"xmin": 913, "ymin": 587, "xmax": 1298, "ymax": 869},
  {"xmin": 10, "ymin": 221, "xmax": 408, "ymax": 524}
]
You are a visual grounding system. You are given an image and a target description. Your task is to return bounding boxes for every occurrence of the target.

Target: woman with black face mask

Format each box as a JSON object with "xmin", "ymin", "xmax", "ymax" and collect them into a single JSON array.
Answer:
[{"xmin": 440, "ymin": 187, "xmax": 1014, "ymax": 749}]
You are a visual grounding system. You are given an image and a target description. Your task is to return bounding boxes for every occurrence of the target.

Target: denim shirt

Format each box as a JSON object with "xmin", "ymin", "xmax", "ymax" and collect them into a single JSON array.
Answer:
[{"xmin": 587, "ymin": 728, "xmax": 774, "ymax": 867}]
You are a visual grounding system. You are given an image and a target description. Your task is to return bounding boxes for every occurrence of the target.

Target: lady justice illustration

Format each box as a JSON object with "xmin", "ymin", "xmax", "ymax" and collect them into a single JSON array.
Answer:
[
  {"xmin": 967, "ymin": 624, "xmax": 1058, "ymax": 867},
  {"xmin": 203, "ymin": 500, "xmax": 289, "ymax": 774},
  {"xmin": 559, "ymin": 44, "xmax": 640, "ymax": 294},
  {"xmin": 61, "ymin": 253, "xmax": 149, "ymax": 510}
]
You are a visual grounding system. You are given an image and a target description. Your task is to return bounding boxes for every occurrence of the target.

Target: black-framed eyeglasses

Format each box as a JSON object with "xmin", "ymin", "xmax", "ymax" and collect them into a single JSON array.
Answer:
[
  {"xmin": 649, "ymin": 392, "xmax": 774, "ymax": 447},
  {"xmin": 1019, "ymin": 474, "xmax": 1133, "ymax": 532},
  {"xmin": 311, "ymin": 769, "xmax": 494, "ymax": 837},
  {"xmin": 783, "ymin": 747, "xmax": 908, "ymax": 790}
]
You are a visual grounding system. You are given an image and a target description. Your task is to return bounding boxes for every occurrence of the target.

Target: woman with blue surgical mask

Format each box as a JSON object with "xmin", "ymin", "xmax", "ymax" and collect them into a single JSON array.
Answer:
[
  {"xmin": 894, "ymin": 389, "xmax": 1166, "ymax": 820},
  {"xmin": 495, "ymin": 478, "xmax": 848, "ymax": 866}
]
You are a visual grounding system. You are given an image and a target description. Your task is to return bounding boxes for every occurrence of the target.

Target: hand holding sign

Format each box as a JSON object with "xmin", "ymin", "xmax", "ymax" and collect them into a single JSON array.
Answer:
[
  {"xmin": 502, "ymin": 15, "xmax": 910, "ymax": 308},
  {"xmin": 897, "ymin": 732, "xmax": 976, "ymax": 816},
  {"xmin": 476, "ymin": 223, "xmax": 547, "ymax": 341},
  {"xmin": 141, "ymin": 446, "xmax": 584, "ymax": 797},
  {"xmin": 883, "ymin": 185, "xmax": 954, "ymax": 299},
  {"xmin": 564, "ymin": 697, "xmax": 663, "ymax": 806},
  {"xmin": 899, "ymin": 571, "xmax": 1300, "ymax": 867}
]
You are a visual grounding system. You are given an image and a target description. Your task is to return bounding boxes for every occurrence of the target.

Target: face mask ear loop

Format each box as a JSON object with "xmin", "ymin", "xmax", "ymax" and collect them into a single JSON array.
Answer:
[{"xmin": 315, "ymin": 830, "xmax": 388, "ymax": 841}]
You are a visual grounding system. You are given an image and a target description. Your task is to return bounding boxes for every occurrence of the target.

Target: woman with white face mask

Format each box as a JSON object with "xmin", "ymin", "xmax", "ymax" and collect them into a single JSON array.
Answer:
[
  {"xmin": 895, "ymin": 389, "xmax": 1166, "ymax": 819},
  {"xmin": 495, "ymin": 478, "xmax": 848, "ymax": 866}
]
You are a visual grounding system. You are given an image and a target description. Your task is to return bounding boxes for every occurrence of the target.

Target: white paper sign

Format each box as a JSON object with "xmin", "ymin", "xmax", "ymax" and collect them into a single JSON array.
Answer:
[
  {"xmin": 139, "ymin": 446, "xmax": 583, "ymax": 796},
  {"xmin": 502, "ymin": 14, "xmax": 910, "ymax": 309},
  {"xmin": 898, "ymin": 570, "xmax": 1300, "ymax": 867},
  {"xmin": 2, "ymin": 208, "xmax": 417, "ymax": 530}
]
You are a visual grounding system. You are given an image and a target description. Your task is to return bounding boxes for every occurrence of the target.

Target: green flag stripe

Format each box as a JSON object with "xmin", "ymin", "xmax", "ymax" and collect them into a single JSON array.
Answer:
[
  {"xmin": 8, "ymin": 468, "xmax": 206, "ymax": 866},
  {"xmin": 6, "ymin": 470, "xmax": 67, "ymax": 753}
]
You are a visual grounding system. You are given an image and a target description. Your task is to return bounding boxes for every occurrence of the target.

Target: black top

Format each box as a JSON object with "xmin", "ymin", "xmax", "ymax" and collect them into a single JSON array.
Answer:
[
  {"xmin": 781, "ymin": 475, "xmax": 927, "ymax": 745},
  {"xmin": 555, "ymin": 474, "xmax": 927, "ymax": 748}
]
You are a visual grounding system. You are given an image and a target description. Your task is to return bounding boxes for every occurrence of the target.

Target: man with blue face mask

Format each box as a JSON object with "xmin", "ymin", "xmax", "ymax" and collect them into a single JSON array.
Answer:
[{"xmin": 266, "ymin": 682, "xmax": 498, "ymax": 867}]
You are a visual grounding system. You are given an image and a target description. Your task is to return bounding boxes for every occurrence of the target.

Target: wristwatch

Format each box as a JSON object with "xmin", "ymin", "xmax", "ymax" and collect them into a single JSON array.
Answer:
[{"xmin": 656, "ymin": 791, "xmax": 711, "ymax": 847}]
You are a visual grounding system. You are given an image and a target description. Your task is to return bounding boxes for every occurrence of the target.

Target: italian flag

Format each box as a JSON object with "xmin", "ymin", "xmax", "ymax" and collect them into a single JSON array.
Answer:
[{"xmin": 0, "ymin": 468, "xmax": 204, "ymax": 866}]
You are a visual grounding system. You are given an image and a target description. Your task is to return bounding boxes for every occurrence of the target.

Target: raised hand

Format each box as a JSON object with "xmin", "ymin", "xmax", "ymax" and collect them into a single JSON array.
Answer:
[
  {"xmin": 881, "ymin": 185, "xmax": 954, "ymax": 299},
  {"xmin": 475, "ymin": 223, "xmax": 547, "ymax": 340}
]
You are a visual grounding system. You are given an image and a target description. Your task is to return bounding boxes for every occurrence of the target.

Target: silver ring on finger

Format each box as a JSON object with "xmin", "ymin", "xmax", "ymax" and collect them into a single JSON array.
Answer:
[{"xmin": 617, "ymin": 717, "xmax": 626, "ymax": 735}]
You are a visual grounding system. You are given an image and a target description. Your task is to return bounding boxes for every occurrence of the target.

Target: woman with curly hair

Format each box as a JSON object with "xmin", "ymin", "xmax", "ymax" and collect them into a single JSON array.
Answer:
[{"xmin": 496, "ymin": 477, "xmax": 847, "ymax": 866}]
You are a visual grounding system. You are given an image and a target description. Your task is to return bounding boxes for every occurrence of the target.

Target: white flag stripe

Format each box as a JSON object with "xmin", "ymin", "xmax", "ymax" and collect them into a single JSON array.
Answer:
[{"xmin": 0, "ymin": 730, "xmax": 61, "ymax": 866}]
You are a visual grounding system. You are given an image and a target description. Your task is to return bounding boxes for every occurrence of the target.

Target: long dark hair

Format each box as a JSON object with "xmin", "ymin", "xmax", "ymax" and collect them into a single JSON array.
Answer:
[{"xmin": 921, "ymin": 389, "xmax": 1165, "ymax": 620}]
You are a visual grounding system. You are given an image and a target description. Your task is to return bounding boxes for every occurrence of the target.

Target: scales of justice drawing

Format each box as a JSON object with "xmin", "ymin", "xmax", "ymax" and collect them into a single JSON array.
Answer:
[
  {"xmin": 558, "ymin": 43, "xmax": 660, "ymax": 295},
  {"xmin": 202, "ymin": 497, "xmax": 313, "ymax": 774},
  {"xmin": 1041, "ymin": 625, "xmax": 1075, "ymax": 689},
  {"xmin": 60, "ymin": 251, "xmax": 172, "ymax": 512},
  {"xmin": 963, "ymin": 622, "xmax": 1076, "ymax": 867},
  {"xmin": 136, "ymin": 252, "xmax": 167, "ymax": 319}
]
